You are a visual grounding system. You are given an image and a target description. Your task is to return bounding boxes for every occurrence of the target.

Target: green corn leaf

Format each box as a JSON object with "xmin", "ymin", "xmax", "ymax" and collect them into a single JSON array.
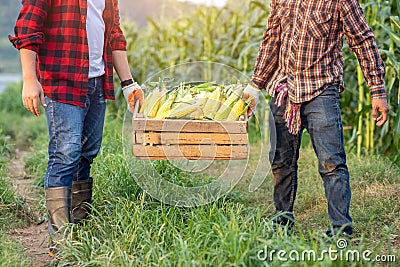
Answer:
[
  {"xmin": 379, "ymin": 22, "xmax": 400, "ymax": 46},
  {"xmin": 393, "ymin": 104, "xmax": 400, "ymax": 149}
]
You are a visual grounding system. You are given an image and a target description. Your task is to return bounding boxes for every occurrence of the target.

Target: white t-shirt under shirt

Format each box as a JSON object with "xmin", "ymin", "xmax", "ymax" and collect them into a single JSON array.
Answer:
[{"xmin": 86, "ymin": 0, "xmax": 105, "ymax": 79}]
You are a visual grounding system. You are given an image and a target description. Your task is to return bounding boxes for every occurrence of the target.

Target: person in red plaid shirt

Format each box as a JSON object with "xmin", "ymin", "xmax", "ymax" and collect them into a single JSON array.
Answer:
[
  {"xmin": 243, "ymin": 0, "xmax": 389, "ymax": 237},
  {"xmin": 9, "ymin": 0, "xmax": 143, "ymax": 256}
]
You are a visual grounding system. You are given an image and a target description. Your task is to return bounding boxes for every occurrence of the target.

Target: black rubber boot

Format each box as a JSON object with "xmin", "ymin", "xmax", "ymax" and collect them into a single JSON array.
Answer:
[
  {"xmin": 71, "ymin": 178, "xmax": 93, "ymax": 224},
  {"xmin": 45, "ymin": 187, "xmax": 72, "ymax": 257}
]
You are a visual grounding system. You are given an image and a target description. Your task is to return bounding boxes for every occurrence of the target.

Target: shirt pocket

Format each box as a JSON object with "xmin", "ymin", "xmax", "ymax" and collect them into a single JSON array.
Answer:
[
  {"xmin": 279, "ymin": 8, "xmax": 292, "ymax": 36},
  {"xmin": 307, "ymin": 11, "xmax": 333, "ymax": 39}
]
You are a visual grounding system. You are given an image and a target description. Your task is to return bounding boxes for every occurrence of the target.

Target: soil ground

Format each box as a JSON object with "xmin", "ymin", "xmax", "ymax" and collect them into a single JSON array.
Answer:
[{"xmin": 6, "ymin": 150, "xmax": 51, "ymax": 267}]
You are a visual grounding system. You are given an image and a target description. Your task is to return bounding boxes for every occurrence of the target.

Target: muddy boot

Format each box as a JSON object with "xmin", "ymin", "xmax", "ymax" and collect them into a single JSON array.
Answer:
[
  {"xmin": 45, "ymin": 187, "xmax": 72, "ymax": 257},
  {"xmin": 71, "ymin": 178, "xmax": 93, "ymax": 224}
]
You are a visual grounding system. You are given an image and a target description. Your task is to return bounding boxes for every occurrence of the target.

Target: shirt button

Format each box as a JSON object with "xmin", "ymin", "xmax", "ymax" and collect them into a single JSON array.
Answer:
[{"xmin": 294, "ymin": 34, "xmax": 298, "ymax": 39}]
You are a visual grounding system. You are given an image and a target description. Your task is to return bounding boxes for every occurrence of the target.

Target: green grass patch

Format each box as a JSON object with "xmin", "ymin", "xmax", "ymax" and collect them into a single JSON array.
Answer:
[
  {"xmin": 20, "ymin": 116, "xmax": 394, "ymax": 266},
  {"xmin": 0, "ymin": 82, "xmax": 47, "ymax": 149},
  {"xmin": 2, "ymin": 83, "xmax": 397, "ymax": 265},
  {"xmin": 0, "ymin": 131, "xmax": 29, "ymax": 231},
  {"xmin": 0, "ymin": 130, "xmax": 32, "ymax": 267},
  {"xmin": 0, "ymin": 232, "xmax": 32, "ymax": 267}
]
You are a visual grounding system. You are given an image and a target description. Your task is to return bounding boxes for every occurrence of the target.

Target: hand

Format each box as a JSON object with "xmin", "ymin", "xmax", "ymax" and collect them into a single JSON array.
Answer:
[
  {"xmin": 243, "ymin": 84, "xmax": 260, "ymax": 116},
  {"xmin": 372, "ymin": 98, "xmax": 389, "ymax": 126},
  {"xmin": 22, "ymin": 78, "xmax": 47, "ymax": 116},
  {"xmin": 122, "ymin": 82, "xmax": 143, "ymax": 113}
]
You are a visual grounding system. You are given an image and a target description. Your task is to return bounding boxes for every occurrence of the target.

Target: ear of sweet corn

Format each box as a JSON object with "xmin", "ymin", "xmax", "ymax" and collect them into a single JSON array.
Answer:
[
  {"xmin": 168, "ymin": 104, "xmax": 198, "ymax": 119},
  {"xmin": 203, "ymin": 86, "xmax": 222, "ymax": 119},
  {"xmin": 155, "ymin": 91, "xmax": 177, "ymax": 119},
  {"xmin": 141, "ymin": 91, "xmax": 163, "ymax": 116},
  {"xmin": 213, "ymin": 105, "xmax": 231, "ymax": 121},
  {"xmin": 173, "ymin": 92, "xmax": 193, "ymax": 105},
  {"xmin": 146, "ymin": 92, "xmax": 165, "ymax": 118},
  {"xmin": 213, "ymin": 90, "xmax": 239, "ymax": 121},
  {"xmin": 141, "ymin": 83, "xmax": 247, "ymax": 121},
  {"xmin": 226, "ymin": 99, "xmax": 245, "ymax": 121},
  {"xmin": 186, "ymin": 108, "xmax": 204, "ymax": 120}
]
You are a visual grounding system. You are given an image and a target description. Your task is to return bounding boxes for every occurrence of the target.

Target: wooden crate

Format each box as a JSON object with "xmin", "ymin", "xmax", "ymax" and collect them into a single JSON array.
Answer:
[{"xmin": 132, "ymin": 116, "xmax": 248, "ymax": 160}]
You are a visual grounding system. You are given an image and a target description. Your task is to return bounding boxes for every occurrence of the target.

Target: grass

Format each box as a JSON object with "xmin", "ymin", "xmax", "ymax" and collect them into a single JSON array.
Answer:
[
  {"xmin": 0, "ymin": 83, "xmax": 46, "ymax": 266},
  {"xmin": 42, "ymin": 116, "xmax": 397, "ymax": 266},
  {"xmin": 0, "ymin": 82, "xmax": 48, "ymax": 149},
  {"xmin": 0, "ymin": 105, "xmax": 398, "ymax": 265},
  {"xmin": 0, "ymin": 131, "xmax": 32, "ymax": 267},
  {"xmin": 0, "ymin": 232, "xmax": 32, "ymax": 267}
]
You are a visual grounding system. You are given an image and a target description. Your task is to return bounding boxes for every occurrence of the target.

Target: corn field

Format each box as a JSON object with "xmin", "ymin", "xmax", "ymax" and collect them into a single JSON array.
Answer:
[{"xmin": 114, "ymin": 0, "xmax": 400, "ymax": 162}]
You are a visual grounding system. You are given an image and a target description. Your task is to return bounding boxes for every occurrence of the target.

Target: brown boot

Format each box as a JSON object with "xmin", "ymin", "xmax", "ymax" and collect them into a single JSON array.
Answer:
[
  {"xmin": 71, "ymin": 178, "xmax": 93, "ymax": 224},
  {"xmin": 45, "ymin": 187, "xmax": 72, "ymax": 257}
]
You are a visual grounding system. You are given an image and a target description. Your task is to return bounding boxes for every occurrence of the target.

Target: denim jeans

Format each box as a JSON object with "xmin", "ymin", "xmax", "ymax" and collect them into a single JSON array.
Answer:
[
  {"xmin": 44, "ymin": 76, "xmax": 106, "ymax": 188},
  {"xmin": 269, "ymin": 85, "xmax": 352, "ymax": 234}
]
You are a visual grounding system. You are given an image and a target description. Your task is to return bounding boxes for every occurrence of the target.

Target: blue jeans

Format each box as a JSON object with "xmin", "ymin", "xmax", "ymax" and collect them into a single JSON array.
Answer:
[
  {"xmin": 44, "ymin": 77, "xmax": 106, "ymax": 188},
  {"xmin": 269, "ymin": 85, "xmax": 352, "ymax": 234}
]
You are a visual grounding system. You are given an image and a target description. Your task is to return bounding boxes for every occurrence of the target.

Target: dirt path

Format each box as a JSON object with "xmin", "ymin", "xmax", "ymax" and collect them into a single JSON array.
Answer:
[{"xmin": 6, "ymin": 150, "xmax": 51, "ymax": 267}]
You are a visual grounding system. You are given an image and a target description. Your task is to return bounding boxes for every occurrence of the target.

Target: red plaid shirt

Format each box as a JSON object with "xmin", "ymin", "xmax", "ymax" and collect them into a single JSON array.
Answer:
[
  {"xmin": 9, "ymin": 0, "xmax": 127, "ymax": 107},
  {"xmin": 251, "ymin": 0, "xmax": 386, "ymax": 103}
]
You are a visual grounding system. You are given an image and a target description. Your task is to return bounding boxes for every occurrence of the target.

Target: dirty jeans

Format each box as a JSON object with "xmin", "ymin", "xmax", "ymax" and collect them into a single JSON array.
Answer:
[
  {"xmin": 269, "ymin": 85, "xmax": 353, "ymax": 234},
  {"xmin": 44, "ymin": 76, "xmax": 106, "ymax": 188}
]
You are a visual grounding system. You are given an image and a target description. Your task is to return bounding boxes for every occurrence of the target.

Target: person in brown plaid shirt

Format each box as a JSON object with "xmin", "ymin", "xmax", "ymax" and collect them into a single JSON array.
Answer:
[{"xmin": 243, "ymin": 0, "xmax": 389, "ymax": 236}]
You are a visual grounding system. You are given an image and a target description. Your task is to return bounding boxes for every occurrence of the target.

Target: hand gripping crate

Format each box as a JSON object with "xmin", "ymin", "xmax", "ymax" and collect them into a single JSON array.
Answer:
[{"xmin": 132, "ymin": 115, "xmax": 248, "ymax": 160}]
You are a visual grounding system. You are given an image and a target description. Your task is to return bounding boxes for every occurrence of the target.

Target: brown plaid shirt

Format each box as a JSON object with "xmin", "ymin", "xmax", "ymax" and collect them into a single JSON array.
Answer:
[{"xmin": 251, "ymin": 0, "xmax": 386, "ymax": 104}]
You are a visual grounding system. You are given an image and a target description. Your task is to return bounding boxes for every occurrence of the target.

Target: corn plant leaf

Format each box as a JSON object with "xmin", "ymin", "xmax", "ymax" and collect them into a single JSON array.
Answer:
[
  {"xmin": 393, "ymin": 104, "xmax": 400, "ymax": 149},
  {"xmin": 390, "ymin": 16, "xmax": 400, "ymax": 29},
  {"xmin": 397, "ymin": 0, "xmax": 400, "ymax": 16},
  {"xmin": 250, "ymin": 1, "xmax": 268, "ymax": 13},
  {"xmin": 379, "ymin": 22, "xmax": 400, "ymax": 46}
]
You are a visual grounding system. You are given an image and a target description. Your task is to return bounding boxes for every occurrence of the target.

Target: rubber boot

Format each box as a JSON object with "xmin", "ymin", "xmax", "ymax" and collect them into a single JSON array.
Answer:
[
  {"xmin": 71, "ymin": 178, "xmax": 93, "ymax": 224},
  {"xmin": 45, "ymin": 187, "xmax": 72, "ymax": 257}
]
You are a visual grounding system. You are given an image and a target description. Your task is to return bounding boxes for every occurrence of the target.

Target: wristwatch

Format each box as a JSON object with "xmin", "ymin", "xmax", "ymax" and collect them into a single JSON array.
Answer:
[{"xmin": 120, "ymin": 78, "xmax": 134, "ymax": 87}]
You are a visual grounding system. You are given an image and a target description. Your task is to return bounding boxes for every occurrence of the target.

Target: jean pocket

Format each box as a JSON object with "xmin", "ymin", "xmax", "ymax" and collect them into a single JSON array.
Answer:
[
  {"xmin": 97, "ymin": 89, "xmax": 106, "ymax": 104},
  {"xmin": 319, "ymin": 85, "xmax": 339, "ymax": 99},
  {"xmin": 45, "ymin": 96, "xmax": 55, "ymax": 109}
]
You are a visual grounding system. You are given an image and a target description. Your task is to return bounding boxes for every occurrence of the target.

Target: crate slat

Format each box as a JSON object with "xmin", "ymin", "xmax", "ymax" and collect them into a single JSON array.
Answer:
[
  {"xmin": 132, "ymin": 144, "xmax": 248, "ymax": 160},
  {"xmin": 133, "ymin": 118, "xmax": 247, "ymax": 133},
  {"xmin": 135, "ymin": 132, "xmax": 248, "ymax": 145},
  {"xmin": 134, "ymin": 156, "xmax": 236, "ymax": 160},
  {"xmin": 132, "ymin": 117, "xmax": 249, "ymax": 160}
]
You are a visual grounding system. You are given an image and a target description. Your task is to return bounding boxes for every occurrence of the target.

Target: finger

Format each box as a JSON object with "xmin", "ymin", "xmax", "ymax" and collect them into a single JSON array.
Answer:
[
  {"xmin": 376, "ymin": 115, "xmax": 384, "ymax": 127},
  {"xmin": 22, "ymin": 98, "xmax": 28, "ymax": 110},
  {"xmin": 376, "ymin": 108, "xmax": 388, "ymax": 126},
  {"xmin": 32, "ymin": 97, "xmax": 40, "ymax": 116},
  {"xmin": 247, "ymin": 108, "xmax": 253, "ymax": 117},
  {"xmin": 128, "ymin": 100, "xmax": 134, "ymax": 113},
  {"xmin": 371, "ymin": 105, "xmax": 378, "ymax": 120},
  {"xmin": 40, "ymin": 91, "xmax": 47, "ymax": 108},
  {"xmin": 247, "ymin": 105, "xmax": 255, "ymax": 117},
  {"xmin": 136, "ymin": 89, "xmax": 144, "ymax": 108},
  {"xmin": 26, "ymin": 99, "xmax": 36, "ymax": 116}
]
